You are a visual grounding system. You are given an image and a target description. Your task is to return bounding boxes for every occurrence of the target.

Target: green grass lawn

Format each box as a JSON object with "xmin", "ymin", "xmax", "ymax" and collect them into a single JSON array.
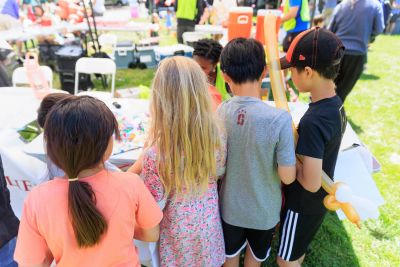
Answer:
[{"xmin": 52, "ymin": 35, "xmax": 400, "ymax": 266}]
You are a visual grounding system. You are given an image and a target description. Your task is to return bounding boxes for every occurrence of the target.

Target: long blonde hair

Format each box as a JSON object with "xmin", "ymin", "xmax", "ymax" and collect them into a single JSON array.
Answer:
[{"xmin": 148, "ymin": 56, "xmax": 221, "ymax": 197}]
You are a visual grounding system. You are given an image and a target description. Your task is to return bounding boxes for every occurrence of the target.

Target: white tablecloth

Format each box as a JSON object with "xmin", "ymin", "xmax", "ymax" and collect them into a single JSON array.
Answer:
[{"xmin": 0, "ymin": 87, "xmax": 384, "ymax": 221}]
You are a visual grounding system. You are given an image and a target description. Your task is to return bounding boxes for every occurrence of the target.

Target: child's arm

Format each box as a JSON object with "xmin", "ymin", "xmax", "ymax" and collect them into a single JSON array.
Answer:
[
  {"xmin": 296, "ymin": 156, "xmax": 322, "ymax": 192},
  {"xmin": 276, "ymin": 112, "xmax": 297, "ymax": 184},
  {"xmin": 127, "ymin": 152, "xmax": 143, "ymax": 174},
  {"xmin": 295, "ymin": 116, "xmax": 326, "ymax": 192},
  {"xmin": 134, "ymin": 224, "xmax": 160, "ymax": 243},
  {"xmin": 127, "ymin": 141, "xmax": 149, "ymax": 174},
  {"xmin": 134, "ymin": 174, "xmax": 163, "ymax": 242},
  {"xmin": 278, "ymin": 165, "xmax": 296, "ymax": 185}
]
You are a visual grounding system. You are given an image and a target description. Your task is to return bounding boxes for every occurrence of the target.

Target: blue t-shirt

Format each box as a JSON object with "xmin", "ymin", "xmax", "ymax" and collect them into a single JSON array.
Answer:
[
  {"xmin": 329, "ymin": 0, "xmax": 384, "ymax": 54},
  {"xmin": 289, "ymin": 0, "xmax": 310, "ymax": 33}
]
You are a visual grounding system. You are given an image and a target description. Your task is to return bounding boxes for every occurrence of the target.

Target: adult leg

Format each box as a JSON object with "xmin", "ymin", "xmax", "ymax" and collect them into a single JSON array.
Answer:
[
  {"xmin": 177, "ymin": 23, "xmax": 185, "ymax": 44},
  {"xmin": 282, "ymin": 32, "xmax": 301, "ymax": 52},
  {"xmin": 177, "ymin": 25, "xmax": 195, "ymax": 44},
  {"xmin": 334, "ymin": 54, "xmax": 366, "ymax": 102},
  {"xmin": 0, "ymin": 62, "xmax": 12, "ymax": 87}
]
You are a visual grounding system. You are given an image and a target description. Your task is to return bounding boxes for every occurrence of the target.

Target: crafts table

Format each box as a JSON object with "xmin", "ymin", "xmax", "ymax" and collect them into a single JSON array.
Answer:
[{"xmin": 0, "ymin": 87, "xmax": 384, "ymax": 222}]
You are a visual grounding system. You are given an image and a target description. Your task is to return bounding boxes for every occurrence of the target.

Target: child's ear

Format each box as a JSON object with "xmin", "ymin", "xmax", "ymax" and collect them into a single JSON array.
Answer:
[
  {"xmin": 304, "ymin": 66, "xmax": 313, "ymax": 78},
  {"xmin": 260, "ymin": 66, "xmax": 268, "ymax": 80},
  {"xmin": 222, "ymin": 72, "xmax": 233, "ymax": 84}
]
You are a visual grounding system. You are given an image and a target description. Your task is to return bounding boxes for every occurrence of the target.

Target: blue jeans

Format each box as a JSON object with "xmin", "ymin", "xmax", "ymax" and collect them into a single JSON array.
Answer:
[{"xmin": 0, "ymin": 237, "xmax": 18, "ymax": 267}]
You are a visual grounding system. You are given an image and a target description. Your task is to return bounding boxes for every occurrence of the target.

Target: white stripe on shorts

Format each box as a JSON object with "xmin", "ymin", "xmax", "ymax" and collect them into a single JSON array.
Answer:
[
  {"xmin": 278, "ymin": 209, "xmax": 291, "ymax": 256},
  {"xmin": 286, "ymin": 212, "xmax": 299, "ymax": 260},
  {"xmin": 278, "ymin": 209, "xmax": 299, "ymax": 261},
  {"xmin": 248, "ymin": 242, "xmax": 271, "ymax": 262},
  {"xmin": 281, "ymin": 210, "xmax": 294, "ymax": 258}
]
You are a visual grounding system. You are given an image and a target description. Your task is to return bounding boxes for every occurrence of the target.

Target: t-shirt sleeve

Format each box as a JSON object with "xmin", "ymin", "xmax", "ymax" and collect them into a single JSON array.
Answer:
[
  {"xmin": 215, "ymin": 131, "xmax": 227, "ymax": 178},
  {"xmin": 296, "ymin": 116, "xmax": 325, "ymax": 159},
  {"xmin": 134, "ymin": 177, "xmax": 163, "ymax": 229},
  {"xmin": 216, "ymin": 101, "xmax": 226, "ymax": 119},
  {"xmin": 140, "ymin": 149, "xmax": 165, "ymax": 204},
  {"xmin": 14, "ymin": 191, "xmax": 52, "ymax": 266},
  {"xmin": 289, "ymin": 0, "xmax": 302, "ymax": 8},
  {"xmin": 276, "ymin": 112, "xmax": 296, "ymax": 166}
]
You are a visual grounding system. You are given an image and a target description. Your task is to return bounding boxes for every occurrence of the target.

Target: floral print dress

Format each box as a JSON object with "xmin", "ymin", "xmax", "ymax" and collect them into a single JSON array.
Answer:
[{"xmin": 141, "ymin": 143, "xmax": 226, "ymax": 267}]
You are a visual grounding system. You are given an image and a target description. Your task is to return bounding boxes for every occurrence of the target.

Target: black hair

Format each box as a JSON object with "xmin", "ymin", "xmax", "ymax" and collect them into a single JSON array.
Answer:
[
  {"xmin": 295, "ymin": 59, "xmax": 343, "ymax": 80},
  {"xmin": 37, "ymin": 93, "xmax": 72, "ymax": 128},
  {"xmin": 193, "ymin": 38, "xmax": 223, "ymax": 64},
  {"xmin": 220, "ymin": 38, "xmax": 266, "ymax": 84}
]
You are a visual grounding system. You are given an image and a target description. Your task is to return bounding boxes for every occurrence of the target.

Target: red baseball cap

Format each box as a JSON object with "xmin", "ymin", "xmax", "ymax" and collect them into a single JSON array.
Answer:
[{"xmin": 280, "ymin": 27, "xmax": 345, "ymax": 70}]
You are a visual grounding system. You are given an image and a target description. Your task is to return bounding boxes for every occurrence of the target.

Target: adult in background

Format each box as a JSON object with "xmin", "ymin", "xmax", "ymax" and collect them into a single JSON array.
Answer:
[
  {"xmin": 0, "ymin": 0, "xmax": 20, "ymax": 31},
  {"xmin": 175, "ymin": 0, "xmax": 204, "ymax": 43},
  {"xmin": 0, "ymin": 155, "xmax": 19, "ymax": 267},
  {"xmin": 280, "ymin": 0, "xmax": 310, "ymax": 52},
  {"xmin": 387, "ymin": 0, "xmax": 400, "ymax": 34},
  {"xmin": 321, "ymin": 0, "xmax": 337, "ymax": 27},
  {"xmin": 329, "ymin": 0, "xmax": 384, "ymax": 102},
  {"xmin": 92, "ymin": 0, "xmax": 105, "ymax": 16}
]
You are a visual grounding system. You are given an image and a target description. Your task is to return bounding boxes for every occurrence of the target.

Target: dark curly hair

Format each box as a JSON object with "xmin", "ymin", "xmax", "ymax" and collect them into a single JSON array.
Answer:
[{"xmin": 193, "ymin": 38, "xmax": 223, "ymax": 64}]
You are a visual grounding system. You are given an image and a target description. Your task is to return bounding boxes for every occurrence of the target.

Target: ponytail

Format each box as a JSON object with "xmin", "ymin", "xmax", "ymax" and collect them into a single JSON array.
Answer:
[
  {"xmin": 68, "ymin": 180, "xmax": 107, "ymax": 248},
  {"xmin": 44, "ymin": 96, "xmax": 120, "ymax": 248}
]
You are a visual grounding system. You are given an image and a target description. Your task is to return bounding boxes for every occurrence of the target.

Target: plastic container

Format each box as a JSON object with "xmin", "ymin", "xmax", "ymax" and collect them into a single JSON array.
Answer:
[
  {"xmin": 55, "ymin": 45, "xmax": 84, "ymax": 72},
  {"xmin": 227, "ymin": 7, "xmax": 253, "ymax": 41},
  {"xmin": 136, "ymin": 45, "xmax": 157, "ymax": 68},
  {"xmin": 23, "ymin": 52, "xmax": 50, "ymax": 99},
  {"xmin": 153, "ymin": 44, "xmax": 194, "ymax": 63},
  {"xmin": 114, "ymin": 41, "xmax": 135, "ymax": 69},
  {"xmin": 130, "ymin": 0, "xmax": 139, "ymax": 18},
  {"xmin": 255, "ymin": 9, "xmax": 282, "ymax": 45},
  {"xmin": 55, "ymin": 45, "xmax": 90, "ymax": 94}
]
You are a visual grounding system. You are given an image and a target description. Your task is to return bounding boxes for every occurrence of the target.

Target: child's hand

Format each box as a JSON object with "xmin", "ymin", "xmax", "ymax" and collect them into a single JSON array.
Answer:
[{"xmin": 127, "ymin": 151, "xmax": 144, "ymax": 174}]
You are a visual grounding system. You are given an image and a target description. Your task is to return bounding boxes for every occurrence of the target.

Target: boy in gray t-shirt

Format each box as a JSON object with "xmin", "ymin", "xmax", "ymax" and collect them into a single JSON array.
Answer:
[{"xmin": 218, "ymin": 38, "xmax": 296, "ymax": 266}]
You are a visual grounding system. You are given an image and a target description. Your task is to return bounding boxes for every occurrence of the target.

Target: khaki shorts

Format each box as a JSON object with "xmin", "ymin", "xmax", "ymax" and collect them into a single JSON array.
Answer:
[{"xmin": 0, "ymin": 14, "xmax": 20, "ymax": 31}]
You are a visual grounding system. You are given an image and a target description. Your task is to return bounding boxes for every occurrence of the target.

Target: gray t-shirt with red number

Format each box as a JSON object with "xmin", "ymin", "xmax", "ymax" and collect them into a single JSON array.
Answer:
[{"xmin": 217, "ymin": 96, "xmax": 296, "ymax": 230}]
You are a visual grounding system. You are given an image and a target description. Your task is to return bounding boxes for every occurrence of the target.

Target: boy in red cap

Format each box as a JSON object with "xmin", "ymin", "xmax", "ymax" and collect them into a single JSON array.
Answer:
[{"xmin": 277, "ymin": 27, "xmax": 347, "ymax": 267}]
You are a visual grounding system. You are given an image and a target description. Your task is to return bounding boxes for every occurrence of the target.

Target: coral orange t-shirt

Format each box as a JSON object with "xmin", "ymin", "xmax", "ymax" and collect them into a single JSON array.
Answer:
[
  {"xmin": 209, "ymin": 85, "xmax": 223, "ymax": 111},
  {"xmin": 14, "ymin": 170, "xmax": 163, "ymax": 267}
]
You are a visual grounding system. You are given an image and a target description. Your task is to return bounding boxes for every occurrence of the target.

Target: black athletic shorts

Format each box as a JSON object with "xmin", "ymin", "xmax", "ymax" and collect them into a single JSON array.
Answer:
[
  {"xmin": 277, "ymin": 208, "xmax": 326, "ymax": 261},
  {"xmin": 222, "ymin": 220, "xmax": 276, "ymax": 262}
]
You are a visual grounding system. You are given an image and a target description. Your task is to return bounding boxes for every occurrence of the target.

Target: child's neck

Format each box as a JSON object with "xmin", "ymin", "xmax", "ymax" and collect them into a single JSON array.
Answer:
[
  {"xmin": 74, "ymin": 163, "xmax": 105, "ymax": 179},
  {"xmin": 231, "ymin": 81, "xmax": 261, "ymax": 98},
  {"xmin": 309, "ymin": 79, "xmax": 337, "ymax": 103}
]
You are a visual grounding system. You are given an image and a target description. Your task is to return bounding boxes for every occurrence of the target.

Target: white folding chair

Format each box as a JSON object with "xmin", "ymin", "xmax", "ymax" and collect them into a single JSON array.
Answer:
[
  {"xmin": 74, "ymin": 57, "xmax": 116, "ymax": 97},
  {"xmin": 12, "ymin": 66, "xmax": 53, "ymax": 88},
  {"xmin": 98, "ymin": 33, "xmax": 118, "ymax": 60}
]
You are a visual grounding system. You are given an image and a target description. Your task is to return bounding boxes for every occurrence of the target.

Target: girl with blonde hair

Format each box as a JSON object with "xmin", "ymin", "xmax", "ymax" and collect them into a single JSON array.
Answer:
[{"xmin": 129, "ymin": 56, "xmax": 226, "ymax": 266}]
